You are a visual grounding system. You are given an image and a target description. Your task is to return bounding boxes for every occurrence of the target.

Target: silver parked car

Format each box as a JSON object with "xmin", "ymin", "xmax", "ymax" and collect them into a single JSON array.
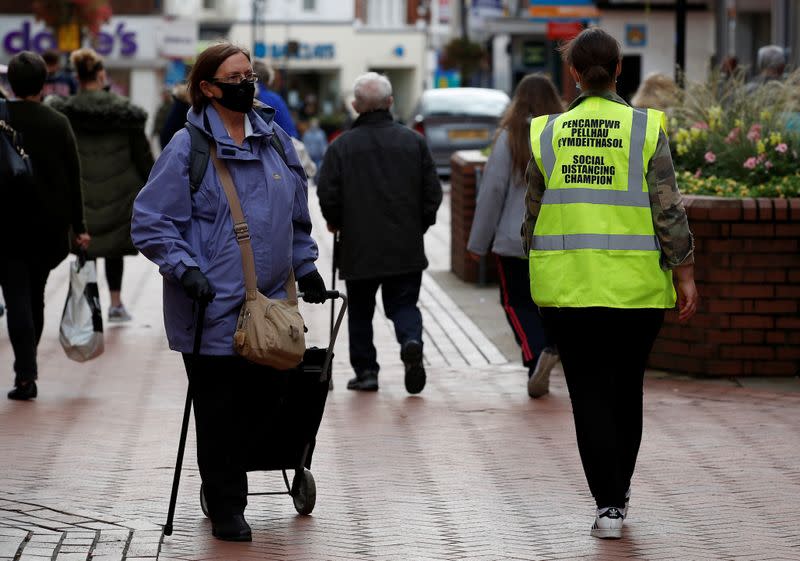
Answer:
[{"xmin": 410, "ymin": 87, "xmax": 510, "ymax": 175}]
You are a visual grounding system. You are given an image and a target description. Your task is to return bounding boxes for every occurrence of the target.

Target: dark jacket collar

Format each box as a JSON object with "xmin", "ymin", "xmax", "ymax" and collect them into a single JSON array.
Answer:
[
  {"xmin": 568, "ymin": 89, "xmax": 630, "ymax": 111},
  {"xmin": 352, "ymin": 109, "xmax": 393, "ymax": 128}
]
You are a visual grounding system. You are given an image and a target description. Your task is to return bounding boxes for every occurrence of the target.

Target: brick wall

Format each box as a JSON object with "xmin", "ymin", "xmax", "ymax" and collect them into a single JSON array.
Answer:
[
  {"xmin": 450, "ymin": 151, "xmax": 499, "ymax": 284},
  {"xmin": 649, "ymin": 196, "xmax": 800, "ymax": 377}
]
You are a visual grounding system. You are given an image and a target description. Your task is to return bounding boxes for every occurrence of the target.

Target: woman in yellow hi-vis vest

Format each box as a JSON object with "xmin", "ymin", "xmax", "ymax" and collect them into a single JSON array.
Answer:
[{"xmin": 523, "ymin": 28, "xmax": 698, "ymax": 539}]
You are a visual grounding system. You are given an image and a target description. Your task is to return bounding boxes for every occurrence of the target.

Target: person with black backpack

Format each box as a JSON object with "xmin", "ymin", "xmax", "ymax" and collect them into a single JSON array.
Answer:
[
  {"xmin": 131, "ymin": 42, "xmax": 326, "ymax": 542},
  {"xmin": 0, "ymin": 51, "xmax": 90, "ymax": 401}
]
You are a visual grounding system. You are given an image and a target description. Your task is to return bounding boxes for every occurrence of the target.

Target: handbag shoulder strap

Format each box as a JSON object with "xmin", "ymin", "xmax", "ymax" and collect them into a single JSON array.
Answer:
[{"xmin": 209, "ymin": 147, "xmax": 297, "ymax": 301}]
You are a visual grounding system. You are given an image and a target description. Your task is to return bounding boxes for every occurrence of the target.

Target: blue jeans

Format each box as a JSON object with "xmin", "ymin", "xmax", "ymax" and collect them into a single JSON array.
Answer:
[{"xmin": 345, "ymin": 272, "xmax": 423, "ymax": 374}]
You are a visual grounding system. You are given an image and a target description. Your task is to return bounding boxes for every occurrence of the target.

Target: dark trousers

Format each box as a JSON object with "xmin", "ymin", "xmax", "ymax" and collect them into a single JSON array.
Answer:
[
  {"xmin": 0, "ymin": 258, "xmax": 50, "ymax": 385},
  {"xmin": 496, "ymin": 255, "xmax": 555, "ymax": 368},
  {"xmin": 345, "ymin": 272, "xmax": 423, "ymax": 374},
  {"xmin": 182, "ymin": 354, "xmax": 259, "ymax": 520},
  {"xmin": 542, "ymin": 307, "xmax": 664, "ymax": 509},
  {"xmin": 89, "ymin": 257, "xmax": 123, "ymax": 292}
]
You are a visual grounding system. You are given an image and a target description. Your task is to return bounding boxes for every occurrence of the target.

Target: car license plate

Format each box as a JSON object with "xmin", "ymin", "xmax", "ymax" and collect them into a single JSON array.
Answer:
[{"xmin": 448, "ymin": 129, "xmax": 489, "ymax": 141}]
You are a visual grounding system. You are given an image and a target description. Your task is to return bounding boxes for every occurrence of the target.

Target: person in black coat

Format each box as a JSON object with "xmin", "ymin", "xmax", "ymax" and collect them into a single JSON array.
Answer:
[
  {"xmin": 317, "ymin": 72, "xmax": 442, "ymax": 394},
  {"xmin": 1, "ymin": 51, "xmax": 90, "ymax": 400}
]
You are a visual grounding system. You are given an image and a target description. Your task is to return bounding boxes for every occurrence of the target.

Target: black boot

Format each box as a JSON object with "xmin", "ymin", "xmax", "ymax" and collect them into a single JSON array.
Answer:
[
  {"xmin": 8, "ymin": 381, "xmax": 37, "ymax": 401},
  {"xmin": 212, "ymin": 513, "xmax": 252, "ymax": 542},
  {"xmin": 346, "ymin": 370, "xmax": 379, "ymax": 391},
  {"xmin": 401, "ymin": 340, "xmax": 426, "ymax": 394}
]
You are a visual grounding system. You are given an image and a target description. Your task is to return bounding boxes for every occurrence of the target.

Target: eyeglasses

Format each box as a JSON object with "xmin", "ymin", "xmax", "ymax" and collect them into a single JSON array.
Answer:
[{"xmin": 212, "ymin": 73, "xmax": 259, "ymax": 85}]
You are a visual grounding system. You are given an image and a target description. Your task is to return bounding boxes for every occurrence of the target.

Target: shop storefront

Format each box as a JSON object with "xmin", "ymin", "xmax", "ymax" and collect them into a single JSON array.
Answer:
[
  {"xmin": 229, "ymin": 22, "xmax": 426, "ymax": 128},
  {"xmin": 0, "ymin": 15, "xmax": 167, "ymax": 132}
]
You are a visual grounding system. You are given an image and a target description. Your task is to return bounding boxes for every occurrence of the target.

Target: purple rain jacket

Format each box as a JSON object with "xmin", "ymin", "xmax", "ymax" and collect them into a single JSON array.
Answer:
[{"xmin": 131, "ymin": 104, "xmax": 319, "ymax": 355}]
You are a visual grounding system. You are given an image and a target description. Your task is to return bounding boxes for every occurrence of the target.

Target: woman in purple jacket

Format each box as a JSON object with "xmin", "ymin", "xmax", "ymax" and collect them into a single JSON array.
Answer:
[{"xmin": 131, "ymin": 43, "xmax": 325, "ymax": 542}]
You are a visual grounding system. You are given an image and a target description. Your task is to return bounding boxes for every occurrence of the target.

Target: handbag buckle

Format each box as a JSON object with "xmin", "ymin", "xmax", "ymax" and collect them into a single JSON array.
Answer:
[{"xmin": 233, "ymin": 222, "xmax": 251, "ymax": 242}]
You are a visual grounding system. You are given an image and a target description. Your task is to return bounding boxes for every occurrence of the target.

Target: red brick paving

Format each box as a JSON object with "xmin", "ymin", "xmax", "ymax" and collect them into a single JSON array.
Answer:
[{"xmin": 1, "ymin": 193, "xmax": 799, "ymax": 560}]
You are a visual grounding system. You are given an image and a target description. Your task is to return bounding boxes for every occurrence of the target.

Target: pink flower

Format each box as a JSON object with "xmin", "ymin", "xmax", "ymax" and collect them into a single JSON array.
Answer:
[
  {"xmin": 776, "ymin": 143, "xmax": 788, "ymax": 153},
  {"xmin": 694, "ymin": 168, "xmax": 702, "ymax": 178},
  {"xmin": 747, "ymin": 123, "xmax": 762, "ymax": 142},
  {"xmin": 757, "ymin": 152, "xmax": 767, "ymax": 163},
  {"xmin": 704, "ymin": 151, "xmax": 716, "ymax": 163},
  {"xmin": 692, "ymin": 121, "xmax": 709, "ymax": 130},
  {"xmin": 765, "ymin": 160, "xmax": 773, "ymax": 169},
  {"xmin": 724, "ymin": 127, "xmax": 740, "ymax": 144},
  {"xmin": 743, "ymin": 157, "xmax": 758, "ymax": 170}
]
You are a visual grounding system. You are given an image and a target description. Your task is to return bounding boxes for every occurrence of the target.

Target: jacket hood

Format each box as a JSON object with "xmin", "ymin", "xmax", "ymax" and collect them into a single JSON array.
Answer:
[{"xmin": 49, "ymin": 90, "xmax": 147, "ymax": 130}]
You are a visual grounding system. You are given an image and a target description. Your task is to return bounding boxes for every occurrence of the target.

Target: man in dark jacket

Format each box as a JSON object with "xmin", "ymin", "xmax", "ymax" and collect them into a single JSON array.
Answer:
[
  {"xmin": 1, "ymin": 51, "xmax": 90, "ymax": 400},
  {"xmin": 317, "ymin": 72, "xmax": 442, "ymax": 394}
]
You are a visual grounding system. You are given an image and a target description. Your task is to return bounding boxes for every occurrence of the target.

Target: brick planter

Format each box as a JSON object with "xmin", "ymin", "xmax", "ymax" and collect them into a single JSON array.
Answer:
[
  {"xmin": 450, "ymin": 150, "xmax": 499, "ymax": 284},
  {"xmin": 649, "ymin": 196, "xmax": 800, "ymax": 377},
  {"xmin": 451, "ymin": 149, "xmax": 800, "ymax": 376}
]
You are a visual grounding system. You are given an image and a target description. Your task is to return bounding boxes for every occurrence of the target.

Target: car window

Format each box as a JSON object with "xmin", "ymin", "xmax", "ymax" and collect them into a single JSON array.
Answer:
[{"xmin": 421, "ymin": 90, "xmax": 509, "ymax": 118}]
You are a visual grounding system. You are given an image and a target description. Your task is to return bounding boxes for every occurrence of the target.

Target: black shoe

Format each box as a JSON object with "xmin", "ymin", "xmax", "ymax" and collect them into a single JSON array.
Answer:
[
  {"xmin": 346, "ymin": 370, "xmax": 379, "ymax": 391},
  {"xmin": 211, "ymin": 514, "xmax": 252, "ymax": 542},
  {"xmin": 8, "ymin": 381, "xmax": 37, "ymax": 401},
  {"xmin": 401, "ymin": 340, "xmax": 426, "ymax": 394}
]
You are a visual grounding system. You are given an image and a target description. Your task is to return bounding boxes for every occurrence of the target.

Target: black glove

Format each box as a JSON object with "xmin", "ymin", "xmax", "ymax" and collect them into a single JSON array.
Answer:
[
  {"xmin": 297, "ymin": 270, "xmax": 326, "ymax": 303},
  {"xmin": 181, "ymin": 267, "xmax": 215, "ymax": 303}
]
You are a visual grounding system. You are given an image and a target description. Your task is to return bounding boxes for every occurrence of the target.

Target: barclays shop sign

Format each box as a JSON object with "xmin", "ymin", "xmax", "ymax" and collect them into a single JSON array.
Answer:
[
  {"xmin": 254, "ymin": 41, "xmax": 335, "ymax": 60},
  {"xmin": 0, "ymin": 16, "xmax": 159, "ymax": 62}
]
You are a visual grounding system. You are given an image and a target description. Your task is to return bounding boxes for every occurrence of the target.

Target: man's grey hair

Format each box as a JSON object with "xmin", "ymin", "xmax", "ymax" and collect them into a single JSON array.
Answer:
[
  {"xmin": 253, "ymin": 59, "xmax": 275, "ymax": 87},
  {"xmin": 757, "ymin": 45, "xmax": 786, "ymax": 74},
  {"xmin": 353, "ymin": 72, "xmax": 393, "ymax": 112}
]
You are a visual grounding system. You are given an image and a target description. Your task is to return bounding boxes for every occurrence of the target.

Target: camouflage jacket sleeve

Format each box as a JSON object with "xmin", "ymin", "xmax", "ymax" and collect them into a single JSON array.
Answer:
[
  {"xmin": 522, "ymin": 156, "xmax": 545, "ymax": 254},
  {"xmin": 647, "ymin": 131, "xmax": 695, "ymax": 270}
]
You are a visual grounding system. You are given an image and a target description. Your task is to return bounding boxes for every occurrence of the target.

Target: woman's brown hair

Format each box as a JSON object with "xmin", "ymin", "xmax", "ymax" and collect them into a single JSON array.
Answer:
[
  {"xmin": 559, "ymin": 28, "xmax": 621, "ymax": 91},
  {"xmin": 70, "ymin": 48, "xmax": 103, "ymax": 83},
  {"xmin": 498, "ymin": 73, "xmax": 564, "ymax": 180},
  {"xmin": 187, "ymin": 42, "xmax": 250, "ymax": 113}
]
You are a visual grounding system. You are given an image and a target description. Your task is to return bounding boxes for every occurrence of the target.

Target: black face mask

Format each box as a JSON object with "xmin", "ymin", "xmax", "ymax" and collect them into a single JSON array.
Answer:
[{"xmin": 213, "ymin": 79, "xmax": 255, "ymax": 113}]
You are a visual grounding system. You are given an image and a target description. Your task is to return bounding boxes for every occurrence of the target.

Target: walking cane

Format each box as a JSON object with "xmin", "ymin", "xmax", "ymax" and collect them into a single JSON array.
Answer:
[
  {"xmin": 164, "ymin": 301, "xmax": 206, "ymax": 536},
  {"xmin": 328, "ymin": 232, "xmax": 339, "ymax": 391}
]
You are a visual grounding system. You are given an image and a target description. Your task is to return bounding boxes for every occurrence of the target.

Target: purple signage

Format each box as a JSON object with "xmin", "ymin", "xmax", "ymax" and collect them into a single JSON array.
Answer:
[{"xmin": 3, "ymin": 21, "xmax": 137, "ymax": 57}]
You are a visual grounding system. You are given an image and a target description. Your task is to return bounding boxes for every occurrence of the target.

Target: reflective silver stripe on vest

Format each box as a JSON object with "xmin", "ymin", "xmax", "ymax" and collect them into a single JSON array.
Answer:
[
  {"xmin": 532, "ymin": 234, "xmax": 660, "ymax": 251},
  {"xmin": 542, "ymin": 188, "xmax": 650, "ymax": 207},
  {"xmin": 627, "ymin": 108, "xmax": 648, "ymax": 192},
  {"xmin": 539, "ymin": 114, "xmax": 559, "ymax": 178}
]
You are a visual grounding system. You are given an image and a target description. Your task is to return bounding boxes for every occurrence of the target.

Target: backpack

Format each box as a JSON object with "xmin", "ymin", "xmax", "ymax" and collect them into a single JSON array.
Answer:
[
  {"xmin": 185, "ymin": 108, "xmax": 289, "ymax": 192},
  {"xmin": 0, "ymin": 100, "xmax": 33, "ymax": 183}
]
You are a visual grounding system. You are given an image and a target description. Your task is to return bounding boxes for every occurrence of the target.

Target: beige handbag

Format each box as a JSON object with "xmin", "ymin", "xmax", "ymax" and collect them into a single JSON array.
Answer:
[{"xmin": 210, "ymin": 149, "xmax": 306, "ymax": 370}]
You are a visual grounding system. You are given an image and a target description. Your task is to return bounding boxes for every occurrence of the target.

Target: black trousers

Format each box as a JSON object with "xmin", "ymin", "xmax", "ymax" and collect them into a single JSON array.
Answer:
[
  {"xmin": 0, "ymin": 258, "xmax": 51, "ymax": 385},
  {"xmin": 542, "ymin": 307, "xmax": 664, "ymax": 509},
  {"xmin": 345, "ymin": 272, "xmax": 423, "ymax": 375},
  {"xmin": 89, "ymin": 257, "xmax": 123, "ymax": 292},
  {"xmin": 182, "ymin": 354, "xmax": 282, "ymax": 520},
  {"xmin": 495, "ymin": 255, "xmax": 555, "ymax": 368}
]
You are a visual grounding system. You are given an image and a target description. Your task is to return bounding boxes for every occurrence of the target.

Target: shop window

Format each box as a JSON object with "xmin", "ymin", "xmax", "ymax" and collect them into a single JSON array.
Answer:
[
  {"xmin": 303, "ymin": 0, "xmax": 316, "ymax": 10},
  {"xmin": 366, "ymin": 0, "xmax": 407, "ymax": 27},
  {"xmin": 202, "ymin": 0, "xmax": 215, "ymax": 9}
]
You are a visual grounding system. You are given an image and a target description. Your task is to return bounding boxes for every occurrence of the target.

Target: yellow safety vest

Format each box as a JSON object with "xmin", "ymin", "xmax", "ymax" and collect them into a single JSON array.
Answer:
[{"xmin": 529, "ymin": 96, "xmax": 676, "ymax": 308}]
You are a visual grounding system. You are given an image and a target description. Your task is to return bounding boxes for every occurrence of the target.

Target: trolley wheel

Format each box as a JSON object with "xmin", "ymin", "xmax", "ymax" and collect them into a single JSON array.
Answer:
[
  {"xmin": 292, "ymin": 468, "xmax": 316, "ymax": 515},
  {"xmin": 199, "ymin": 483, "xmax": 209, "ymax": 518}
]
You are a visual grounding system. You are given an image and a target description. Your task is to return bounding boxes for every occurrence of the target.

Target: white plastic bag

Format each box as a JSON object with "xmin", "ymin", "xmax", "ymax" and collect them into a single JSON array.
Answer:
[{"xmin": 59, "ymin": 257, "xmax": 104, "ymax": 362}]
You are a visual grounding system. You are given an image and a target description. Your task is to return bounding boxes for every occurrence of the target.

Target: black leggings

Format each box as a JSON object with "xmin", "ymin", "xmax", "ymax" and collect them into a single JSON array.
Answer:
[
  {"xmin": 104, "ymin": 257, "xmax": 123, "ymax": 292},
  {"xmin": 542, "ymin": 307, "xmax": 664, "ymax": 509},
  {"xmin": 88, "ymin": 257, "xmax": 123, "ymax": 291}
]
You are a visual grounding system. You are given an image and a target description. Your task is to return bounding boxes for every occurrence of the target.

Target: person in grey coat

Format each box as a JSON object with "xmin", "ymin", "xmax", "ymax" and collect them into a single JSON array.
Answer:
[{"xmin": 467, "ymin": 74, "xmax": 563, "ymax": 398}]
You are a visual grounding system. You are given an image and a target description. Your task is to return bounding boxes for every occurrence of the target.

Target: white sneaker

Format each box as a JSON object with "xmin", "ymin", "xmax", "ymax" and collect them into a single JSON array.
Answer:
[
  {"xmin": 590, "ymin": 506, "xmax": 624, "ymax": 539},
  {"xmin": 108, "ymin": 305, "xmax": 132, "ymax": 323},
  {"xmin": 527, "ymin": 348, "xmax": 559, "ymax": 398}
]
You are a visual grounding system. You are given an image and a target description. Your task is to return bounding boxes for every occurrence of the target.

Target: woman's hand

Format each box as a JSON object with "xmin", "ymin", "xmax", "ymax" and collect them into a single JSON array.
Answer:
[
  {"xmin": 75, "ymin": 233, "xmax": 91, "ymax": 250},
  {"xmin": 674, "ymin": 263, "xmax": 698, "ymax": 322}
]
